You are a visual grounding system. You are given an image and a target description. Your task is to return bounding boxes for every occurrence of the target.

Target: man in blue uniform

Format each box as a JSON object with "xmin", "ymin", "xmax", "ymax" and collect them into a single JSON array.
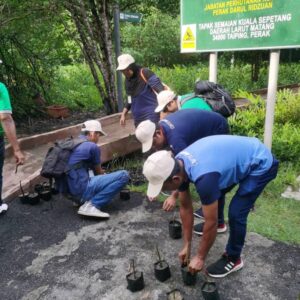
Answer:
[
  {"xmin": 143, "ymin": 135, "xmax": 278, "ymax": 277},
  {"xmin": 135, "ymin": 109, "xmax": 229, "ymax": 235},
  {"xmin": 67, "ymin": 120, "xmax": 130, "ymax": 218}
]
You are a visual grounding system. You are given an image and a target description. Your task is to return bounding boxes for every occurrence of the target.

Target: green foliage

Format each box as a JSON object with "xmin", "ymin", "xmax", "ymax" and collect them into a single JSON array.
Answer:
[
  {"xmin": 152, "ymin": 63, "xmax": 300, "ymax": 97},
  {"xmin": 152, "ymin": 64, "xmax": 208, "ymax": 95},
  {"xmin": 229, "ymin": 92, "xmax": 266, "ymax": 137},
  {"xmin": 0, "ymin": 0, "xmax": 82, "ymax": 119},
  {"xmin": 229, "ymin": 90, "xmax": 300, "ymax": 162},
  {"xmin": 121, "ymin": 8, "xmax": 199, "ymax": 67},
  {"xmin": 272, "ymin": 123, "xmax": 300, "ymax": 162},
  {"xmin": 47, "ymin": 64, "xmax": 102, "ymax": 111},
  {"xmin": 275, "ymin": 89, "xmax": 300, "ymax": 125}
]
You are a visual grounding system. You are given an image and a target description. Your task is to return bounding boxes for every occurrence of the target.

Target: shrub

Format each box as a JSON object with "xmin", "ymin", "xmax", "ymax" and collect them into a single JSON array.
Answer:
[
  {"xmin": 272, "ymin": 123, "xmax": 300, "ymax": 162},
  {"xmin": 274, "ymin": 89, "xmax": 300, "ymax": 126},
  {"xmin": 48, "ymin": 64, "xmax": 102, "ymax": 111},
  {"xmin": 229, "ymin": 90, "xmax": 300, "ymax": 162}
]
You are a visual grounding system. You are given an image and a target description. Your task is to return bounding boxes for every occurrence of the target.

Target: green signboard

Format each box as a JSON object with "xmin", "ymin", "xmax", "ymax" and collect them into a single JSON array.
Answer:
[
  {"xmin": 120, "ymin": 12, "xmax": 142, "ymax": 23},
  {"xmin": 181, "ymin": 0, "xmax": 300, "ymax": 52}
]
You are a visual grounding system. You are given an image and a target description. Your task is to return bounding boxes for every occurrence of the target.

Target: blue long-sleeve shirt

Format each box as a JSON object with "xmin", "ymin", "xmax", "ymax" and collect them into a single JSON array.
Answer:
[{"xmin": 125, "ymin": 68, "xmax": 164, "ymax": 126}]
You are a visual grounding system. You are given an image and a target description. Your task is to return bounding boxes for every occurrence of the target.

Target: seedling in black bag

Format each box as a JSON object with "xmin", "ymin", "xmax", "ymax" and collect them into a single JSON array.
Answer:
[
  {"xmin": 169, "ymin": 211, "xmax": 182, "ymax": 239},
  {"xmin": 126, "ymin": 259, "xmax": 144, "ymax": 292},
  {"xmin": 153, "ymin": 245, "xmax": 171, "ymax": 282}
]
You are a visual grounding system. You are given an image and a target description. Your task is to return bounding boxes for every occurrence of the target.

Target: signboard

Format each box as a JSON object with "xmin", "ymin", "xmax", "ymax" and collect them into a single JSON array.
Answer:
[
  {"xmin": 181, "ymin": 0, "xmax": 300, "ymax": 52},
  {"xmin": 120, "ymin": 12, "xmax": 142, "ymax": 23}
]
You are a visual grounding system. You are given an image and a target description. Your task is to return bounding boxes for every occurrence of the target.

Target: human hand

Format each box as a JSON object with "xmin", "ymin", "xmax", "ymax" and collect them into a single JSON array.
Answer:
[
  {"xmin": 120, "ymin": 114, "xmax": 126, "ymax": 126},
  {"xmin": 188, "ymin": 255, "xmax": 204, "ymax": 274},
  {"xmin": 14, "ymin": 149, "xmax": 25, "ymax": 165},
  {"xmin": 162, "ymin": 195, "xmax": 176, "ymax": 211},
  {"xmin": 178, "ymin": 244, "xmax": 191, "ymax": 265}
]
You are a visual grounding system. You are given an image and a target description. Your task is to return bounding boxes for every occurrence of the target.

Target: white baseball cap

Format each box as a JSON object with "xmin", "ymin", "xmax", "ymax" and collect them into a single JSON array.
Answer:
[
  {"xmin": 135, "ymin": 120, "xmax": 156, "ymax": 153},
  {"xmin": 116, "ymin": 54, "xmax": 135, "ymax": 71},
  {"xmin": 81, "ymin": 120, "xmax": 106, "ymax": 135},
  {"xmin": 143, "ymin": 150, "xmax": 175, "ymax": 198},
  {"xmin": 155, "ymin": 90, "xmax": 176, "ymax": 112}
]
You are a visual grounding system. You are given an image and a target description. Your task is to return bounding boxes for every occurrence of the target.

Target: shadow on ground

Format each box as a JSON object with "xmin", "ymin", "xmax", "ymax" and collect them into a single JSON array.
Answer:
[{"xmin": 0, "ymin": 193, "xmax": 299, "ymax": 300}]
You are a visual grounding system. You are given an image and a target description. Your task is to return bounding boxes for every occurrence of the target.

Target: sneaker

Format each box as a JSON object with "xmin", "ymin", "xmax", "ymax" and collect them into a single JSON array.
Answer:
[
  {"xmin": 194, "ymin": 222, "xmax": 227, "ymax": 235},
  {"xmin": 78, "ymin": 201, "xmax": 110, "ymax": 218},
  {"xmin": 206, "ymin": 254, "xmax": 244, "ymax": 278},
  {"xmin": 193, "ymin": 207, "xmax": 204, "ymax": 219},
  {"xmin": 0, "ymin": 203, "xmax": 8, "ymax": 214}
]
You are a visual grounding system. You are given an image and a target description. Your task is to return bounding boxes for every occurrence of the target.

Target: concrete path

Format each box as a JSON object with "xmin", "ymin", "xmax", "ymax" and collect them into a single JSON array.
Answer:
[
  {"xmin": 0, "ymin": 192, "xmax": 299, "ymax": 300},
  {"xmin": 3, "ymin": 114, "xmax": 139, "ymax": 202}
]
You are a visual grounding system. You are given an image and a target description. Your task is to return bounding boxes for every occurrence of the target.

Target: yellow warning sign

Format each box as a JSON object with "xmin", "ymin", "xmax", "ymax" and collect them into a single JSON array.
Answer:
[{"xmin": 182, "ymin": 25, "xmax": 196, "ymax": 49}]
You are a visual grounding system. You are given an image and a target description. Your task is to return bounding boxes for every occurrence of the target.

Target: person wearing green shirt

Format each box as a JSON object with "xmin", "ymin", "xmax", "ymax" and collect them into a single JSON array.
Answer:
[
  {"xmin": 155, "ymin": 90, "xmax": 212, "ymax": 119},
  {"xmin": 0, "ymin": 80, "xmax": 25, "ymax": 214}
]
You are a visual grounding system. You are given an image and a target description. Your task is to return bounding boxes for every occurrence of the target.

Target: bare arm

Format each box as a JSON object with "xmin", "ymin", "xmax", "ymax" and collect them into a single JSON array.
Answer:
[
  {"xmin": 178, "ymin": 189, "xmax": 194, "ymax": 264},
  {"xmin": 120, "ymin": 107, "xmax": 129, "ymax": 126},
  {"xmin": 0, "ymin": 113, "xmax": 25, "ymax": 165},
  {"xmin": 188, "ymin": 200, "xmax": 218, "ymax": 273},
  {"xmin": 197, "ymin": 201, "xmax": 218, "ymax": 259}
]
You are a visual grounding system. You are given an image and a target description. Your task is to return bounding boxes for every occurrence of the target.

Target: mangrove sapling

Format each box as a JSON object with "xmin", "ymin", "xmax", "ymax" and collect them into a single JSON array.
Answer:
[
  {"xmin": 201, "ymin": 273, "xmax": 220, "ymax": 300},
  {"xmin": 169, "ymin": 211, "xmax": 182, "ymax": 239},
  {"xmin": 154, "ymin": 245, "xmax": 171, "ymax": 282},
  {"xmin": 126, "ymin": 259, "xmax": 144, "ymax": 292},
  {"xmin": 181, "ymin": 244, "xmax": 197, "ymax": 286},
  {"xmin": 27, "ymin": 180, "xmax": 40, "ymax": 205},
  {"xmin": 19, "ymin": 181, "xmax": 29, "ymax": 204}
]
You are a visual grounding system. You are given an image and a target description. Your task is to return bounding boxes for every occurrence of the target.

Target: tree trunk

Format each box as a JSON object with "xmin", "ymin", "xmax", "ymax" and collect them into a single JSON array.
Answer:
[
  {"xmin": 251, "ymin": 52, "xmax": 261, "ymax": 82},
  {"xmin": 64, "ymin": 0, "xmax": 117, "ymax": 114}
]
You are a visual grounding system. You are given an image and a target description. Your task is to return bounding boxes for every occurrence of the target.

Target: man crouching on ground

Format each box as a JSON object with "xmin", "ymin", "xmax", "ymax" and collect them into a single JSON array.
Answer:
[
  {"xmin": 67, "ymin": 120, "xmax": 130, "ymax": 218},
  {"xmin": 143, "ymin": 135, "xmax": 278, "ymax": 278}
]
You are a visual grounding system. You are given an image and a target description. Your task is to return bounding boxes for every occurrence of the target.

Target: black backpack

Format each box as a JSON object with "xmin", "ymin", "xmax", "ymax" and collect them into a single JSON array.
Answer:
[
  {"xmin": 191, "ymin": 80, "xmax": 236, "ymax": 118},
  {"xmin": 40, "ymin": 137, "xmax": 87, "ymax": 179}
]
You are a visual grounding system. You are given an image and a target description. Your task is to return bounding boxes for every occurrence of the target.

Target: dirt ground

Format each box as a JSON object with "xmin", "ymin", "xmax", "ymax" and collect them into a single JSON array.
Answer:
[
  {"xmin": 0, "ymin": 192, "xmax": 299, "ymax": 300},
  {"xmin": 15, "ymin": 109, "xmax": 106, "ymax": 138}
]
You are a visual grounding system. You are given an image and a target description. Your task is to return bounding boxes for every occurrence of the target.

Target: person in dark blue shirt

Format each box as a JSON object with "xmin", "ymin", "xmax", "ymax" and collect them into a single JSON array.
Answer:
[
  {"xmin": 135, "ymin": 109, "xmax": 229, "ymax": 234},
  {"xmin": 67, "ymin": 120, "xmax": 130, "ymax": 218},
  {"xmin": 143, "ymin": 136, "xmax": 279, "ymax": 278},
  {"xmin": 117, "ymin": 54, "xmax": 165, "ymax": 127}
]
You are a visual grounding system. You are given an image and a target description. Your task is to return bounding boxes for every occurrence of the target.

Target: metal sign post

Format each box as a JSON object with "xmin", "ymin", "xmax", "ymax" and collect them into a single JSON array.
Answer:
[
  {"xmin": 113, "ymin": 4, "xmax": 123, "ymax": 112},
  {"xmin": 264, "ymin": 50, "xmax": 280, "ymax": 149},
  {"xmin": 209, "ymin": 52, "xmax": 218, "ymax": 83}
]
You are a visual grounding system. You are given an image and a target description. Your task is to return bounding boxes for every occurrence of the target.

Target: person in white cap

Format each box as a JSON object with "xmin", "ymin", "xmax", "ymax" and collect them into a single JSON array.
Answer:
[
  {"xmin": 66, "ymin": 120, "xmax": 130, "ymax": 218},
  {"xmin": 116, "ymin": 54, "xmax": 165, "ymax": 127},
  {"xmin": 0, "ymin": 79, "xmax": 25, "ymax": 214},
  {"xmin": 143, "ymin": 136, "xmax": 278, "ymax": 278},
  {"xmin": 136, "ymin": 109, "xmax": 229, "ymax": 236},
  {"xmin": 155, "ymin": 89, "xmax": 212, "ymax": 120}
]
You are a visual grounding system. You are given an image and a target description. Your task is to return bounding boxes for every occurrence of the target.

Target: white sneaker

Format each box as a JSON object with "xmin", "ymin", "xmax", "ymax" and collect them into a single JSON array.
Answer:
[
  {"xmin": 78, "ymin": 201, "xmax": 110, "ymax": 218},
  {"xmin": 0, "ymin": 203, "xmax": 8, "ymax": 214}
]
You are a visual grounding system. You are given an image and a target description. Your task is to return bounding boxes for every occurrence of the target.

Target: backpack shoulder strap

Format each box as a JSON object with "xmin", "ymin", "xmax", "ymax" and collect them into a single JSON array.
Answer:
[
  {"xmin": 140, "ymin": 68, "xmax": 170, "ymax": 95},
  {"xmin": 72, "ymin": 138, "xmax": 87, "ymax": 149},
  {"xmin": 140, "ymin": 68, "xmax": 148, "ymax": 84},
  {"xmin": 65, "ymin": 139, "xmax": 89, "ymax": 173}
]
